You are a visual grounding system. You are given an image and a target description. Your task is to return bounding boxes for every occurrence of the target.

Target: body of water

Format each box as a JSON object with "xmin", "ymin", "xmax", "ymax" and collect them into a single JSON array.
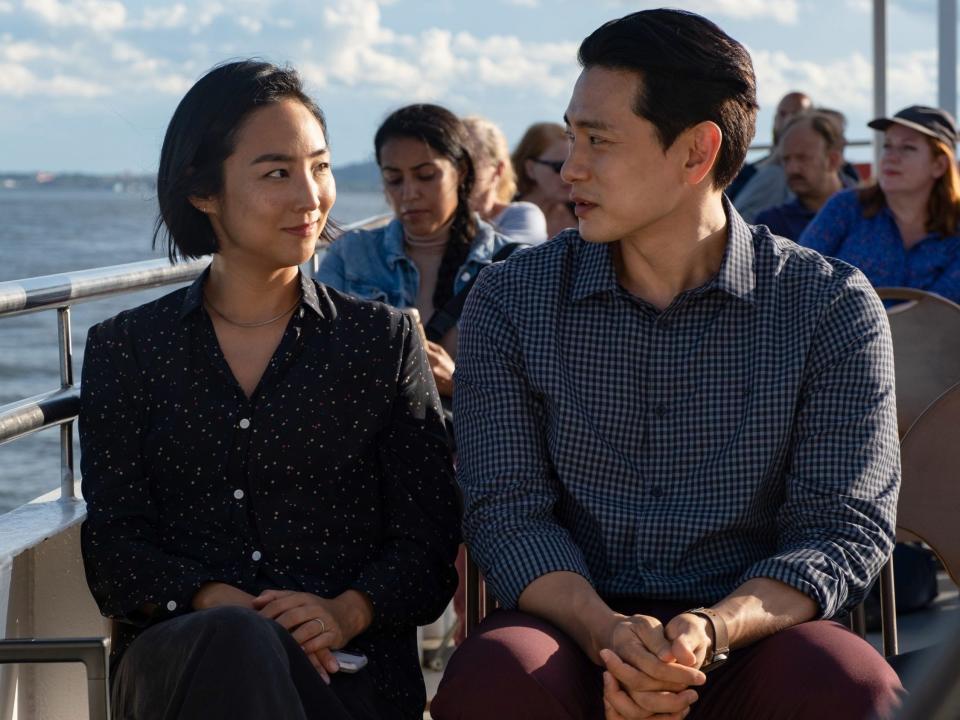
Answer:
[{"xmin": 0, "ymin": 187, "xmax": 388, "ymax": 512}]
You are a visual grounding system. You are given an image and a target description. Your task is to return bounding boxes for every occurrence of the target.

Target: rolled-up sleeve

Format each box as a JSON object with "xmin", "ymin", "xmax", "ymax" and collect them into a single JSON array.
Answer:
[
  {"xmin": 454, "ymin": 265, "xmax": 594, "ymax": 608},
  {"xmin": 738, "ymin": 269, "xmax": 900, "ymax": 617}
]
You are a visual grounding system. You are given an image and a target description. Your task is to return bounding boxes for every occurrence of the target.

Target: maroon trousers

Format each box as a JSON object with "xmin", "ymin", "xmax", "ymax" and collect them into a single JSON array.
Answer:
[{"xmin": 432, "ymin": 602, "xmax": 903, "ymax": 720}]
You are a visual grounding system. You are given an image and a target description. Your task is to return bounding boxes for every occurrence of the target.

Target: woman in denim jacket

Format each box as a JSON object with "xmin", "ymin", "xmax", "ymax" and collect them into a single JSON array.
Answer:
[{"xmin": 317, "ymin": 104, "xmax": 515, "ymax": 399}]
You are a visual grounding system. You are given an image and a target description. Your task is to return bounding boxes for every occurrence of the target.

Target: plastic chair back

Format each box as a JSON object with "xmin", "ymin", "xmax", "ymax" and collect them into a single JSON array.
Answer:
[
  {"xmin": 879, "ymin": 380, "xmax": 960, "ymax": 658},
  {"xmin": 877, "ymin": 287, "xmax": 960, "ymax": 437},
  {"xmin": 896, "ymin": 381, "xmax": 960, "ymax": 585}
]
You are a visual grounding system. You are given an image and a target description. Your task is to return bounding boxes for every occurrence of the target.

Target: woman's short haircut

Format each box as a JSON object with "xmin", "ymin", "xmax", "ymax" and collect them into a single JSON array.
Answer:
[
  {"xmin": 511, "ymin": 122, "xmax": 568, "ymax": 198},
  {"xmin": 154, "ymin": 59, "xmax": 332, "ymax": 262},
  {"xmin": 462, "ymin": 115, "xmax": 518, "ymax": 204},
  {"xmin": 577, "ymin": 8, "xmax": 758, "ymax": 190}
]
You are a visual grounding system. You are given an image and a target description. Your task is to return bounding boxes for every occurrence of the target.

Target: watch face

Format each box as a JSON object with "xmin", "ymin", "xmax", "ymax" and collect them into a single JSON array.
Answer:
[{"xmin": 701, "ymin": 652, "xmax": 729, "ymax": 673}]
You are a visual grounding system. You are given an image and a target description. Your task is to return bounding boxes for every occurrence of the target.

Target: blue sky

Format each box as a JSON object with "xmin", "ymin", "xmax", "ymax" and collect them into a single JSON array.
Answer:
[{"xmin": 0, "ymin": 0, "xmax": 950, "ymax": 173}]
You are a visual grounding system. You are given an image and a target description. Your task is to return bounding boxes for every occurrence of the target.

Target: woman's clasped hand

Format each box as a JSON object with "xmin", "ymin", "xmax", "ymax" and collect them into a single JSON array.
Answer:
[{"xmin": 254, "ymin": 589, "xmax": 373, "ymax": 683}]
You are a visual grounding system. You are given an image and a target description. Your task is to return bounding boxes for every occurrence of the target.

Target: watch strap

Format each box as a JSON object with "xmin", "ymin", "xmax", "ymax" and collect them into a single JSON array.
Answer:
[{"xmin": 684, "ymin": 607, "xmax": 729, "ymax": 671}]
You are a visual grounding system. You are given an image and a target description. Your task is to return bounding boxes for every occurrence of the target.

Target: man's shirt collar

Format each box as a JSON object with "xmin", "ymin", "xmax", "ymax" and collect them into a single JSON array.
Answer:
[
  {"xmin": 570, "ymin": 235, "xmax": 617, "ymax": 302},
  {"xmin": 179, "ymin": 264, "xmax": 325, "ymax": 319},
  {"xmin": 570, "ymin": 197, "xmax": 756, "ymax": 304},
  {"xmin": 717, "ymin": 197, "xmax": 757, "ymax": 303}
]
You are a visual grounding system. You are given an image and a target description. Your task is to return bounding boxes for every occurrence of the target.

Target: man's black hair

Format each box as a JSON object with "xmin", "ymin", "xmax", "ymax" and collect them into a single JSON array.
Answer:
[{"xmin": 578, "ymin": 9, "xmax": 758, "ymax": 189}]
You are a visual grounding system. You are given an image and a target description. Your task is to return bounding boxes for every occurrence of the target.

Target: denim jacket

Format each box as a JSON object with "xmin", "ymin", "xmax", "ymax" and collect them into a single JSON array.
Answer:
[{"xmin": 316, "ymin": 216, "xmax": 516, "ymax": 311}]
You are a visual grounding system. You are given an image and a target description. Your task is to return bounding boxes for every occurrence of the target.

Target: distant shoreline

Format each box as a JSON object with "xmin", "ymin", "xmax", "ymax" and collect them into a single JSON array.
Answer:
[{"xmin": 0, "ymin": 159, "xmax": 383, "ymax": 193}]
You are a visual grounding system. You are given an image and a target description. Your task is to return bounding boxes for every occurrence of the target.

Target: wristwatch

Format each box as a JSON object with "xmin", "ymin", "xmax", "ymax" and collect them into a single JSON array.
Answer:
[{"xmin": 684, "ymin": 607, "xmax": 729, "ymax": 672}]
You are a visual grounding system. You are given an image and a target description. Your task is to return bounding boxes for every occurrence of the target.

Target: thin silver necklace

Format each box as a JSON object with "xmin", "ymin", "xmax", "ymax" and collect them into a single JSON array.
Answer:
[{"xmin": 204, "ymin": 294, "xmax": 300, "ymax": 328}]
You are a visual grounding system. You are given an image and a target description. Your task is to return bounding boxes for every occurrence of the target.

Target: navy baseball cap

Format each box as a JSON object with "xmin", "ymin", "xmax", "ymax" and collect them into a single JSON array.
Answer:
[{"xmin": 868, "ymin": 105, "xmax": 957, "ymax": 146}]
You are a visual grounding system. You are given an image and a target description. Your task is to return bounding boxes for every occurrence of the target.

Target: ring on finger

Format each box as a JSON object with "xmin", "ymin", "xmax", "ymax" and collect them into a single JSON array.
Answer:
[{"xmin": 312, "ymin": 618, "xmax": 326, "ymax": 633}]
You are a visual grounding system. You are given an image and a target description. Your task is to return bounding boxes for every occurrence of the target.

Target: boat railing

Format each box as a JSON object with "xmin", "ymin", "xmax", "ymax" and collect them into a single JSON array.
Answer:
[
  {"xmin": 0, "ymin": 213, "xmax": 391, "ymax": 504},
  {"xmin": 748, "ymin": 138, "xmax": 872, "ymax": 153}
]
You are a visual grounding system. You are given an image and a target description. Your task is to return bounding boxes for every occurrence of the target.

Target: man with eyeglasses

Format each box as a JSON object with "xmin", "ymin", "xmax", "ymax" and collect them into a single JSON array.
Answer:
[{"xmin": 434, "ymin": 8, "xmax": 902, "ymax": 720}]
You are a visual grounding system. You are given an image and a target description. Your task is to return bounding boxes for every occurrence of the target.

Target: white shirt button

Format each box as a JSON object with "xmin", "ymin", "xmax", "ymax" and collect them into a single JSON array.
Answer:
[
  {"xmin": 238, "ymin": 418, "xmax": 251, "ymax": 429},
  {"xmin": 166, "ymin": 600, "xmax": 177, "ymax": 612},
  {"xmin": 460, "ymin": 272, "xmax": 471, "ymax": 282},
  {"xmin": 233, "ymin": 489, "xmax": 244, "ymax": 500},
  {"xmin": 251, "ymin": 550, "xmax": 262, "ymax": 561}
]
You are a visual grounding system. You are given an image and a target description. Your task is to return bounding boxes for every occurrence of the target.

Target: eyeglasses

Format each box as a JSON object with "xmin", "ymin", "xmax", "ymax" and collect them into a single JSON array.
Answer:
[{"xmin": 531, "ymin": 158, "xmax": 564, "ymax": 173}]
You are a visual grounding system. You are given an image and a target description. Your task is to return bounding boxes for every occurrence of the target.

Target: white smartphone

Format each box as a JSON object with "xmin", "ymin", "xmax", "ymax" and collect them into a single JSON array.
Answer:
[{"xmin": 332, "ymin": 649, "xmax": 368, "ymax": 673}]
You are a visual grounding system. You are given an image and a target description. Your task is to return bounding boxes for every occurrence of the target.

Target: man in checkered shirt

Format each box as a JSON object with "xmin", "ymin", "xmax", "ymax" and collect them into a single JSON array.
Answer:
[{"xmin": 432, "ymin": 8, "xmax": 903, "ymax": 720}]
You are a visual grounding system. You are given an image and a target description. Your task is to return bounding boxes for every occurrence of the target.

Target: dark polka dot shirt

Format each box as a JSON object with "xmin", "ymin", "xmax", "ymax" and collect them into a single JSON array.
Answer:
[{"xmin": 80, "ymin": 269, "xmax": 460, "ymax": 719}]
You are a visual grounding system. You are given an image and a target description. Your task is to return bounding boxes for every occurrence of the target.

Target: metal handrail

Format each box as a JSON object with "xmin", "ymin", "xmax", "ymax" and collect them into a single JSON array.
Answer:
[
  {"xmin": 0, "ymin": 388, "xmax": 80, "ymax": 447},
  {"xmin": 0, "ymin": 258, "xmax": 209, "ymax": 318},
  {"xmin": 0, "ymin": 257, "xmax": 211, "ymax": 500},
  {"xmin": 0, "ymin": 213, "xmax": 390, "ymax": 501},
  {"xmin": 748, "ymin": 138, "xmax": 872, "ymax": 153}
]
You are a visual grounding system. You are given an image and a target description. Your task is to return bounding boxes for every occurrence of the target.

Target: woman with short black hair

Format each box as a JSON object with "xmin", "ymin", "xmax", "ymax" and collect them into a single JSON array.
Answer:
[{"xmin": 80, "ymin": 60, "xmax": 459, "ymax": 720}]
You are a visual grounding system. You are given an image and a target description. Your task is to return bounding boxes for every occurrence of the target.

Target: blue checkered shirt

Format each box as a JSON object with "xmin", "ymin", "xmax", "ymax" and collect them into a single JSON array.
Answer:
[{"xmin": 454, "ymin": 204, "xmax": 900, "ymax": 619}]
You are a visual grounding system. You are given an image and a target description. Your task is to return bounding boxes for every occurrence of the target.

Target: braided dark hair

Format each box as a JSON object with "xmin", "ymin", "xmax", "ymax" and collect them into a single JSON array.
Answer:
[{"xmin": 374, "ymin": 104, "xmax": 477, "ymax": 310}]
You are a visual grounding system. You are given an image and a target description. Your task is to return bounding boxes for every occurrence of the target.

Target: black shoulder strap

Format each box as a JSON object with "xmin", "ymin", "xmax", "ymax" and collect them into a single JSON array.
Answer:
[{"xmin": 424, "ymin": 242, "xmax": 524, "ymax": 343}]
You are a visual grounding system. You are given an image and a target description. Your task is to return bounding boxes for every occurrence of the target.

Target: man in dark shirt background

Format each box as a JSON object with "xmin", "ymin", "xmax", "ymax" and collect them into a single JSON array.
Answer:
[
  {"xmin": 433, "ymin": 8, "xmax": 902, "ymax": 720},
  {"xmin": 728, "ymin": 91, "xmax": 812, "ymax": 220},
  {"xmin": 755, "ymin": 111, "xmax": 846, "ymax": 240}
]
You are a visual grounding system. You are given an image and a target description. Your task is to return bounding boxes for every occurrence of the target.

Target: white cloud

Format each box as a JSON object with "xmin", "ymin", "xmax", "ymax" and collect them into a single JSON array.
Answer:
[
  {"xmin": 23, "ymin": 0, "xmax": 127, "ymax": 31},
  {"xmin": 133, "ymin": 1, "xmax": 235, "ymax": 34},
  {"xmin": 110, "ymin": 41, "xmax": 193, "ymax": 94},
  {"xmin": 704, "ymin": 0, "xmax": 799, "ymax": 24},
  {"xmin": 135, "ymin": 4, "xmax": 189, "ymax": 29},
  {"xmin": 0, "ymin": 62, "xmax": 35, "ymax": 95},
  {"xmin": 752, "ymin": 49, "xmax": 872, "ymax": 113},
  {"xmin": 301, "ymin": 0, "xmax": 579, "ymax": 101},
  {"xmin": 0, "ymin": 61, "xmax": 109, "ymax": 97},
  {"xmin": 191, "ymin": 2, "xmax": 224, "ymax": 33},
  {"xmin": 235, "ymin": 16, "xmax": 262, "ymax": 34},
  {"xmin": 148, "ymin": 73, "xmax": 192, "ymax": 94},
  {"xmin": 604, "ymin": 0, "xmax": 798, "ymax": 24},
  {"xmin": 46, "ymin": 73, "xmax": 110, "ymax": 96},
  {"xmin": 501, "ymin": 0, "xmax": 539, "ymax": 6},
  {"xmin": 0, "ymin": 38, "xmax": 71, "ymax": 63},
  {"xmin": 751, "ymin": 47, "xmax": 937, "ymax": 117},
  {"xmin": 888, "ymin": 49, "xmax": 938, "ymax": 110},
  {"xmin": 0, "ymin": 2, "xmax": 14, "ymax": 12},
  {"xmin": 844, "ymin": 0, "xmax": 872, "ymax": 12}
]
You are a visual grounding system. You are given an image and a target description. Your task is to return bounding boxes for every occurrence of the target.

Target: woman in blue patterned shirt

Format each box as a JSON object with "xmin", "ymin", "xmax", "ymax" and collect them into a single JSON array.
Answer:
[{"xmin": 799, "ymin": 105, "xmax": 960, "ymax": 303}]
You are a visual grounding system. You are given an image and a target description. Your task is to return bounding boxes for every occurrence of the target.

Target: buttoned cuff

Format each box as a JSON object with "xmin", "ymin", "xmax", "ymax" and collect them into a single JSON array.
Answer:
[
  {"xmin": 737, "ymin": 551, "xmax": 846, "ymax": 619},
  {"xmin": 126, "ymin": 572, "xmax": 217, "ymax": 627},
  {"xmin": 478, "ymin": 533, "xmax": 595, "ymax": 609},
  {"xmin": 348, "ymin": 575, "xmax": 393, "ymax": 630}
]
